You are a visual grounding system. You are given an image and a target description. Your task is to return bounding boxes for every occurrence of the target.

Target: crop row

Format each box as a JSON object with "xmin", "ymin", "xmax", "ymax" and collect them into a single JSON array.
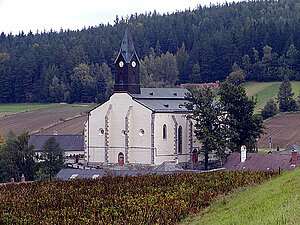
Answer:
[{"xmin": 0, "ymin": 170, "xmax": 279, "ymax": 224}]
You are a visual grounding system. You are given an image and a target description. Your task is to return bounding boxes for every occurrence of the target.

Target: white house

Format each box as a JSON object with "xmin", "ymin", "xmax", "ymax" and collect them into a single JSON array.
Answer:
[{"xmin": 84, "ymin": 28, "xmax": 200, "ymax": 167}]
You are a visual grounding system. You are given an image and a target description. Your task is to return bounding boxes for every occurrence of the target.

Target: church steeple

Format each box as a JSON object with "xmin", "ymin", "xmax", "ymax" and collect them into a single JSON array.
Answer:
[{"xmin": 114, "ymin": 27, "xmax": 140, "ymax": 94}]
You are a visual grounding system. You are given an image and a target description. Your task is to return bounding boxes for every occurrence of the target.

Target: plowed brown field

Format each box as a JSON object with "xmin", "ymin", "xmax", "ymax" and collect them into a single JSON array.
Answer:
[
  {"xmin": 258, "ymin": 113, "xmax": 300, "ymax": 149},
  {"xmin": 0, "ymin": 104, "xmax": 93, "ymax": 138},
  {"xmin": 36, "ymin": 114, "xmax": 87, "ymax": 135}
]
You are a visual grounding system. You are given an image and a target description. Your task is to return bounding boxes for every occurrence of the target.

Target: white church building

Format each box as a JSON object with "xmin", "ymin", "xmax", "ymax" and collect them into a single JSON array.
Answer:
[{"xmin": 84, "ymin": 28, "xmax": 201, "ymax": 167}]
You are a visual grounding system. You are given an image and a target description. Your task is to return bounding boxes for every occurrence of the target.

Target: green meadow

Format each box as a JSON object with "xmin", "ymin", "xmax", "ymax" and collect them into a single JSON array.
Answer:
[
  {"xmin": 244, "ymin": 81, "xmax": 300, "ymax": 114},
  {"xmin": 181, "ymin": 168, "xmax": 300, "ymax": 225},
  {"xmin": 0, "ymin": 103, "xmax": 59, "ymax": 113}
]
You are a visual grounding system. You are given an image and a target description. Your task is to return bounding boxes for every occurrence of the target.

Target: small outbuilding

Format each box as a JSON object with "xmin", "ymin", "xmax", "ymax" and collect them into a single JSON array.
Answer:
[
  {"xmin": 224, "ymin": 148, "xmax": 299, "ymax": 171},
  {"xmin": 29, "ymin": 135, "xmax": 84, "ymax": 157}
]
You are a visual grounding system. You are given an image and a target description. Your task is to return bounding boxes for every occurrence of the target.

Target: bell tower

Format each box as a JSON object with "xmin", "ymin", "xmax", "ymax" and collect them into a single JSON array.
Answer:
[{"xmin": 114, "ymin": 27, "xmax": 140, "ymax": 94}]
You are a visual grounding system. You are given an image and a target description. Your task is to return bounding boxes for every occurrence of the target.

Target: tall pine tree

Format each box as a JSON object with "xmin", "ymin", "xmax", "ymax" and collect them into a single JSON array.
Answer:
[{"xmin": 277, "ymin": 75, "xmax": 298, "ymax": 112}]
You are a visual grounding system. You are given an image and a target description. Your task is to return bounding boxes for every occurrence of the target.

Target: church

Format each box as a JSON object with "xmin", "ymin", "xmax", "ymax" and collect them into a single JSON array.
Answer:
[{"xmin": 84, "ymin": 28, "xmax": 200, "ymax": 167}]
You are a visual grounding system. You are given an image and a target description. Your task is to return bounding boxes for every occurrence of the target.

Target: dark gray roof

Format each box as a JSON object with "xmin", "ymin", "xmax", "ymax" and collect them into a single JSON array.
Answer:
[
  {"xmin": 130, "ymin": 88, "xmax": 190, "ymax": 113},
  {"xmin": 224, "ymin": 152, "xmax": 299, "ymax": 171},
  {"xmin": 29, "ymin": 135, "xmax": 84, "ymax": 152},
  {"xmin": 131, "ymin": 88, "xmax": 188, "ymax": 99},
  {"xmin": 56, "ymin": 168, "xmax": 197, "ymax": 180},
  {"xmin": 114, "ymin": 27, "xmax": 139, "ymax": 64},
  {"xmin": 89, "ymin": 88, "xmax": 190, "ymax": 113},
  {"xmin": 135, "ymin": 99, "xmax": 188, "ymax": 113}
]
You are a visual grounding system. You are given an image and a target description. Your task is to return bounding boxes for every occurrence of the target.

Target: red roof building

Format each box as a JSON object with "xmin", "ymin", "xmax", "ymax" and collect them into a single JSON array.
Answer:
[{"xmin": 224, "ymin": 152, "xmax": 299, "ymax": 171}]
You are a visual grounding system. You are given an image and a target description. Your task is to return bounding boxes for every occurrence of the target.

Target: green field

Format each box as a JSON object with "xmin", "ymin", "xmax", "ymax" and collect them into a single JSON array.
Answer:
[
  {"xmin": 0, "ymin": 103, "xmax": 60, "ymax": 113},
  {"xmin": 0, "ymin": 103, "xmax": 98, "ymax": 114},
  {"xmin": 244, "ymin": 81, "xmax": 300, "ymax": 114},
  {"xmin": 181, "ymin": 168, "xmax": 300, "ymax": 225}
]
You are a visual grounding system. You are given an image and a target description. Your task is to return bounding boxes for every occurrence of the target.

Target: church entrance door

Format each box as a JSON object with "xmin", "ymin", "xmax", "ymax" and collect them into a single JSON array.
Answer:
[
  {"xmin": 192, "ymin": 149, "xmax": 197, "ymax": 164},
  {"xmin": 118, "ymin": 152, "xmax": 124, "ymax": 166}
]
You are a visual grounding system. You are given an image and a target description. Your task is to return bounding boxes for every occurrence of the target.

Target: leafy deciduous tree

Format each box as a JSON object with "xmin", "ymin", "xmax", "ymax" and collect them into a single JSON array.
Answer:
[
  {"xmin": 0, "ymin": 130, "xmax": 37, "ymax": 182},
  {"xmin": 185, "ymin": 86, "xmax": 229, "ymax": 169},
  {"xmin": 219, "ymin": 81, "xmax": 264, "ymax": 152}
]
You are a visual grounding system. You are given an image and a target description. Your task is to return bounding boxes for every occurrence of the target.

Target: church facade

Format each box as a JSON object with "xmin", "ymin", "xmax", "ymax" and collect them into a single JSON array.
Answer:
[{"xmin": 84, "ymin": 28, "xmax": 200, "ymax": 167}]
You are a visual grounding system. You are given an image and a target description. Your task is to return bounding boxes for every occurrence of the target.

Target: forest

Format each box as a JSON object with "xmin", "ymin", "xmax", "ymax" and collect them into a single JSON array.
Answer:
[{"xmin": 0, "ymin": 0, "xmax": 299, "ymax": 103}]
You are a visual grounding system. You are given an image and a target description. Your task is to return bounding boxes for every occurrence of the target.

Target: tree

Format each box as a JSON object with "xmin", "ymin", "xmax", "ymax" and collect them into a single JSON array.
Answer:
[
  {"xmin": 277, "ymin": 75, "xmax": 298, "ymax": 112},
  {"xmin": 158, "ymin": 51, "xmax": 179, "ymax": 86},
  {"xmin": 279, "ymin": 44, "xmax": 300, "ymax": 80},
  {"xmin": 219, "ymin": 81, "xmax": 264, "ymax": 152},
  {"xmin": 140, "ymin": 50, "xmax": 179, "ymax": 87},
  {"xmin": 259, "ymin": 45, "xmax": 279, "ymax": 81},
  {"xmin": 190, "ymin": 63, "xmax": 202, "ymax": 83},
  {"xmin": 226, "ymin": 71, "xmax": 245, "ymax": 86},
  {"xmin": 176, "ymin": 43, "xmax": 190, "ymax": 83},
  {"xmin": 242, "ymin": 54, "xmax": 252, "ymax": 80},
  {"xmin": 0, "ymin": 130, "xmax": 37, "ymax": 182},
  {"xmin": 185, "ymin": 86, "xmax": 229, "ymax": 169},
  {"xmin": 38, "ymin": 137, "xmax": 65, "ymax": 181},
  {"xmin": 49, "ymin": 75, "xmax": 66, "ymax": 102},
  {"xmin": 100, "ymin": 62, "xmax": 114, "ymax": 97},
  {"xmin": 96, "ymin": 71, "xmax": 107, "ymax": 103},
  {"xmin": 261, "ymin": 99, "xmax": 278, "ymax": 120},
  {"xmin": 226, "ymin": 62, "xmax": 246, "ymax": 85},
  {"xmin": 70, "ymin": 63, "xmax": 98, "ymax": 103}
]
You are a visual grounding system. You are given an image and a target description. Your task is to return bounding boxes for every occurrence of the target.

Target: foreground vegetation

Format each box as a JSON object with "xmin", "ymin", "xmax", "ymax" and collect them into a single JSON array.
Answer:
[
  {"xmin": 182, "ymin": 168, "xmax": 300, "ymax": 225},
  {"xmin": 0, "ymin": 170, "xmax": 279, "ymax": 224}
]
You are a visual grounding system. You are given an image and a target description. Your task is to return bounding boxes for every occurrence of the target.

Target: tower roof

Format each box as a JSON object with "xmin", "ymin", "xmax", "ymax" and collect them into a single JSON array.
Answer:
[{"xmin": 114, "ymin": 27, "xmax": 140, "ymax": 64}]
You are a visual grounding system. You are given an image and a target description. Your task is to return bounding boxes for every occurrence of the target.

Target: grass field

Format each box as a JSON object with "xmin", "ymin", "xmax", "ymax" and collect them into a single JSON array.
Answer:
[
  {"xmin": 244, "ymin": 81, "xmax": 300, "ymax": 113},
  {"xmin": 181, "ymin": 168, "xmax": 300, "ymax": 225},
  {"xmin": 0, "ymin": 103, "xmax": 59, "ymax": 113}
]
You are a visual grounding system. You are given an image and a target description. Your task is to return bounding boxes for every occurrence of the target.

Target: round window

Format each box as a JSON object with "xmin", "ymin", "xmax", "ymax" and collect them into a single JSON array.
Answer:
[
  {"xmin": 121, "ymin": 130, "xmax": 126, "ymax": 136},
  {"xmin": 139, "ymin": 129, "xmax": 145, "ymax": 136},
  {"xmin": 99, "ymin": 128, "xmax": 104, "ymax": 136}
]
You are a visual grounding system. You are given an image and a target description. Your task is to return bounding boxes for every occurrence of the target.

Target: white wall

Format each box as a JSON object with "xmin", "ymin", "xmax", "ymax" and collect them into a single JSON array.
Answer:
[
  {"xmin": 154, "ymin": 113, "xmax": 191, "ymax": 165},
  {"xmin": 85, "ymin": 93, "xmax": 152, "ymax": 165},
  {"xmin": 85, "ymin": 93, "xmax": 202, "ymax": 166}
]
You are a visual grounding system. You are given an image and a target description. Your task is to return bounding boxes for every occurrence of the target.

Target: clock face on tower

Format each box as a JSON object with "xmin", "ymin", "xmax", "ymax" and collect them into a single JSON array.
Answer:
[
  {"xmin": 131, "ymin": 61, "xmax": 136, "ymax": 68},
  {"xmin": 119, "ymin": 61, "xmax": 124, "ymax": 68}
]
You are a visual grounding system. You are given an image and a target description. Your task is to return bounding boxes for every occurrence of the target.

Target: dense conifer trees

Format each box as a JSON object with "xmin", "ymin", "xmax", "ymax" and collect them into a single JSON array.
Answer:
[{"xmin": 0, "ymin": 0, "xmax": 299, "ymax": 103}]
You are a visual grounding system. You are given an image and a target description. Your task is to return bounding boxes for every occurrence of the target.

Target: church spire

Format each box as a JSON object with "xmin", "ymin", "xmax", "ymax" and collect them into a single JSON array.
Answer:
[
  {"xmin": 114, "ymin": 27, "xmax": 140, "ymax": 94},
  {"xmin": 114, "ymin": 27, "xmax": 140, "ymax": 64}
]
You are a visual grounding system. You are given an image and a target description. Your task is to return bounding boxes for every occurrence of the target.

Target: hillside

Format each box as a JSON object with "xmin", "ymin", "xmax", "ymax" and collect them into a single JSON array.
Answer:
[
  {"xmin": 244, "ymin": 81, "xmax": 300, "ymax": 113},
  {"xmin": 243, "ymin": 81, "xmax": 300, "ymax": 148},
  {"xmin": 258, "ymin": 112, "xmax": 300, "ymax": 149},
  {"xmin": 181, "ymin": 168, "xmax": 300, "ymax": 225},
  {"xmin": 0, "ymin": 0, "xmax": 299, "ymax": 103}
]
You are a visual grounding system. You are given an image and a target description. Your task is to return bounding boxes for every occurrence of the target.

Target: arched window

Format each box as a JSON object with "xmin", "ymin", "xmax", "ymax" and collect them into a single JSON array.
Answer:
[
  {"xmin": 178, "ymin": 125, "xmax": 182, "ymax": 154},
  {"xmin": 163, "ymin": 124, "xmax": 167, "ymax": 139}
]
